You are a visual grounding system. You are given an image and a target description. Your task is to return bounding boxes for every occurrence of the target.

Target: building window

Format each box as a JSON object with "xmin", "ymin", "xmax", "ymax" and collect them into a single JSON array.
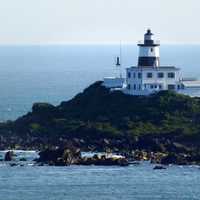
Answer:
[
  {"xmin": 158, "ymin": 72, "xmax": 164, "ymax": 78},
  {"xmin": 133, "ymin": 84, "xmax": 136, "ymax": 90},
  {"xmin": 133, "ymin": 73, "xmax": 136, "ymax": 78},
  {"xmin": 159, "ymin": 85, "xmax": 162, "ymax": 89},
  {"xmin": 168, "ymin": 72, "xmax": 175, "ymax": 78},
  {"xmin": 177, "ymin": 85, "xmax": 180, "ymax": 90},
  {"xmin": 138, "ymin": 84, "xmax": 141, "ymax": 90},
  {"xmin": 147, "ymin": 72, "xmax": 153, "ymax": 78},
  {"xmin": 127, "ymin": 84, "xmax": 131, "ymax": 90},
  {"xmin": 168, "ymin": 84, "xmax": 175, "ymax": 90},
  {"xmin": 128, "ymin": 72, "xmax": 131, "ymax": 78},
  {"xmin": 150, "ymin": 85, "xmax": 154, "ymax": 89},
  {"xmin": 138, "ymin": 72, "xmax": 142, "ymax": 79},
  {"xmin": 151, "ymin": 48, "xmax": 154, "ymax": 52}
]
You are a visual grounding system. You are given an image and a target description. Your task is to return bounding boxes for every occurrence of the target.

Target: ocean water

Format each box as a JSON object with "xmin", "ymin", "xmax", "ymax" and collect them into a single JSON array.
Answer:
[
  {"xmin": 0, "ymin": 45, "xmax": 200, "ymax": 121},
  {"xmin": 1, "ymin": 46, "xmax": 200, "ymax": 199},
  {"xmin": 0, "ymin": 151, "xmax": 200, "ymax": 200},
  {"xmin": 1, "ymin": 164, "xmax": 200, "ymax": 200}
]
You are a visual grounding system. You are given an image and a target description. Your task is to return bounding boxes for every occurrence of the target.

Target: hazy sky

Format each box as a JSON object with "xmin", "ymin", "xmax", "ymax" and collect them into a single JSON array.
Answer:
[{"xmin": 0, "ymin": 0, "xmax": 199, "ymax": 44}]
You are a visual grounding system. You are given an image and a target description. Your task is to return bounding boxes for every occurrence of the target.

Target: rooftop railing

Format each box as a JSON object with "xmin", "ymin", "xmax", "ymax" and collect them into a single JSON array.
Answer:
[{"xmin": 138, "ymin": 40, "xmax": 160, "ymax": 45}]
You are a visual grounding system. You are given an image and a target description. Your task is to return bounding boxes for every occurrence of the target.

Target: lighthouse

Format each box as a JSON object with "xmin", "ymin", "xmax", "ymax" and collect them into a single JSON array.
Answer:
[
  {"xmin": 125, "ymin": 29, "xmax": 182, "ymax": 95},
  {"xmin": 103, "ymin": 29, "xmax": 200, "ymax": 97},
  {"xmin": 138, "ymin": 29, "xmax": 160, "ymax": 67}
]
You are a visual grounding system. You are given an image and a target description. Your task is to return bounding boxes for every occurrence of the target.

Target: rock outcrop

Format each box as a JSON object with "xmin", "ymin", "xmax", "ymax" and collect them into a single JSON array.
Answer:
[
  {"xmin": 153, "ymin": 165, "xmax": 167, "ymax": 170},
  {"xmin": 80, "ymin": 154, "xmax": 129, "ymax": 166},
  {"xmin": 36, "ymin": 147, "xmax": 81, "ymax": 166},
  {"xmin": 36, "ymin": 148, "xmax": 129, "ymax": 166},
  {"xmin": 0, "ymin": 81, "xmax": 200, "ymax": 165},
  {"xmin": 4, "ymin": 151, "xmax": 14, "ymax": 161}
]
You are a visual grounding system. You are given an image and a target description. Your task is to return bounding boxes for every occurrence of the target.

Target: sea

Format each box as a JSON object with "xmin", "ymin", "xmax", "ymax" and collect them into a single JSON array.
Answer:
[
  {"xmin": 0, "ymin": 150, "xmax": 200, "ymax": 200},
  {"xmin": 0, "ymin": 45, "xmax": 200, "ymax": 199}
]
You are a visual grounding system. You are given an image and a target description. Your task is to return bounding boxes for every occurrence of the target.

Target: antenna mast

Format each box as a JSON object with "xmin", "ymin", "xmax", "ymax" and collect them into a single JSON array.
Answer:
[{"xmin": 115, "ymin": 41, "xmax": 122, "ymax": 78}]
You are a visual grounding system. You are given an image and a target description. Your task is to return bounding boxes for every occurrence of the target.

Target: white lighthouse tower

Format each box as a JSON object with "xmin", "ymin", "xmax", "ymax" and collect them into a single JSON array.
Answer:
[
  {"xmin": 138, "ymin": 29, "xmax": 160, "ymax": 67},
  {"xmin": 125, "ymin": 29, "xmax": 182, "ymax": 95}
]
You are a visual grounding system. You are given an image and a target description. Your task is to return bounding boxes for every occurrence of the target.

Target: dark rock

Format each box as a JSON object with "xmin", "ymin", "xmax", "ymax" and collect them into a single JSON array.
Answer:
[
  {"xmin": 80, "ymin": 154, "xmax": 129, "ymax": 166},
  {"xmin": 160, "ymin": 153, "xmax": 189, "ymax": 165},
  {"xmin": 153, "ymin": 165, "xmax": 167, "ymax": 170},
  {"xmin": 4, "ymin": 151, "xmax": 14, "ymax": 161},
  {"xmin": 118, "ymin": 158, "xmax": 129, "ymax": 166},
  {"xmin": 133, "ymin": 150, "xmax": 150, "ymax": 161},
  {"xmin": 19, "ymin": 158, "xmax": 27, "ymax": 161},
  {"xmin": 36, "ymin": 147, "xmax": 81, "ymax": 166},
  {"xmin": 37, "ymin": 148, "xmax": 63, "ymax": 163},
  {"xmin": 62, "ymin": 148, "xmax": 81, "ymax": 165},
  {"xmin": 9, "ymin": 163, "xmax": 17, "ymax": 167}
]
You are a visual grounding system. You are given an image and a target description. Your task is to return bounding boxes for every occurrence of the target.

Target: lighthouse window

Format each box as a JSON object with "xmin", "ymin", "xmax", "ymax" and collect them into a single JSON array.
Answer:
[
  {"xmin": 158, "ymin": 72, "xmax": 164, "ymax": 78},
  {"xmin": 138, "ymin": 72, "xmax": 142, "ymax": 79},
  {"xmin": 168, "ymin": 84, "xmax": 175, "ymax": 90},
  {"xmin": 147, "ymin": 72, "xmax": 153, "ymax": 78},
  {"xmin": 168, "ymin": 72, "xmax": 175, "ymax": 78}
]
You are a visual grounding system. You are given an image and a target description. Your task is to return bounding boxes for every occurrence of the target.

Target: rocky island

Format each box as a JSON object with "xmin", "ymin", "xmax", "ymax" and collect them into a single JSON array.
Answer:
[{"xmin": 1, "ymin": 81, "xmax": 200, "ymax": 166}]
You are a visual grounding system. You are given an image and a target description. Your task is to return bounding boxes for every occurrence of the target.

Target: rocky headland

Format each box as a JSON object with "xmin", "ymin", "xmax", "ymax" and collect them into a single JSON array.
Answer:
[{"xmin": 1, "ymin": 81, "xmax": 200, "ymax": 166}]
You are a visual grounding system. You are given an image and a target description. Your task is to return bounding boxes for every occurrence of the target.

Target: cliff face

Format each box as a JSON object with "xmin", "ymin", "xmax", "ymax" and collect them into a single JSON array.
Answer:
[{"xmin": 1, "ymin": 81, "xmax": 200, "ymax": 151}]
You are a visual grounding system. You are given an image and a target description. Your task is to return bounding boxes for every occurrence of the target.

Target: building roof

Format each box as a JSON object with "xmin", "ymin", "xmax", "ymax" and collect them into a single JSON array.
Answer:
[
  {"xmin": 182, "ymin": 80, "xmax": 200, "ymax": 88},
  {"xmin": 127, "ymin": 66, "xmax": 180, "ymax": 70}
]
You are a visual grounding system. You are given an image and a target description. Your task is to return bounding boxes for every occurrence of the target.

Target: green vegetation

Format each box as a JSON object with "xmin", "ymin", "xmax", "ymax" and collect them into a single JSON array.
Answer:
[{"xmin": 55, "ymin": 81, "xmax": 200, "ymax": 140}]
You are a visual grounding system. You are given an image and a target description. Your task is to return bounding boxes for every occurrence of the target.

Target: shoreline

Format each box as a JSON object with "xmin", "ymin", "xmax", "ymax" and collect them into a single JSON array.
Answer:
[{"xmin": 1, "ymin": 147, "xmax": 200, "ymax": 166}]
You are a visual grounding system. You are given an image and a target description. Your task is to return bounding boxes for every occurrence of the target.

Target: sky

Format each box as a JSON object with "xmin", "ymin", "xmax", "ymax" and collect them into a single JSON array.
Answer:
[{"xmin": 0, "ymin": 0, "xmax": 199, "ymax": 44}]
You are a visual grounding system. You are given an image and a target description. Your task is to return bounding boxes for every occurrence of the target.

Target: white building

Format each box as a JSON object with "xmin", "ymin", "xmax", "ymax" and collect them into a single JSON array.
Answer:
[{"xmin": 104, "ymin": 29, "xmax": 200, "ymax": 96}]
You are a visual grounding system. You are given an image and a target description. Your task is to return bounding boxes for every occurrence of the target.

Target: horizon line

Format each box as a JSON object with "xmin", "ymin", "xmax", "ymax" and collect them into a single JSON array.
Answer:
[{"xmin": 0, "ymin": 42, "xmax": 199, "ymax": 46}]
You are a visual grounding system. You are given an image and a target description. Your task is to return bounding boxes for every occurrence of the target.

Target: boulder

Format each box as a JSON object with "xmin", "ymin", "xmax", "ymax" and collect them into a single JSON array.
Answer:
[
  {"xmin": 9, "ymin": 163, "xmax": 17, "ymax": 167},
  {"xmin": 62, "ymin": 148, "xmax": 81, "ymax": 165},
  {"xmin": 4, "ymin": 151, "xmax": 14, "ymax": 161},
  {"xmin": 160, "ymin": 153, "xmax": 189, "ymax": 165},
  {"xmin": 153, "ymin": 165, "xmax": 167, "ymax": 170},
  {"xmin": 19, "ymin": 158, "xmax": 27, "ymax": 161},
  {"xmin": 37, "ymin": 148, "xmax": 63, "ymax": 164},
  {"xmin": 36, "ymin": 147, "xmax": 81, "ymax": 166}
]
